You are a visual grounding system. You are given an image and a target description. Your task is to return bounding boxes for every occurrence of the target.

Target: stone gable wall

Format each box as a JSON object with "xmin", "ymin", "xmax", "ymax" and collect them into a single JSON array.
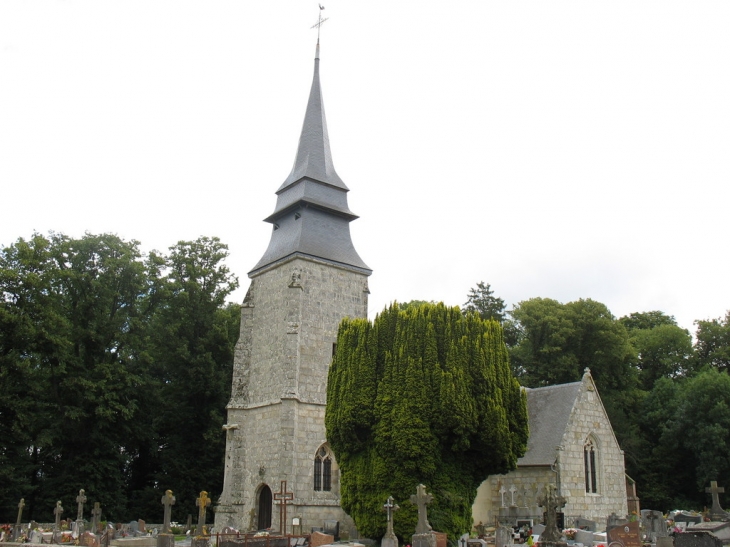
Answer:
[{"xmin": 559, "ymin": 380, "xmax": 628, "ymax": 522}]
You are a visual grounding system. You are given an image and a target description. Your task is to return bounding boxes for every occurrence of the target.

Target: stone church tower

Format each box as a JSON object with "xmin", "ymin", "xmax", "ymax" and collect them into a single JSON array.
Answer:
[{"xmin": 214, "ymin": 41, "xmax": 371, "ymax": 535}]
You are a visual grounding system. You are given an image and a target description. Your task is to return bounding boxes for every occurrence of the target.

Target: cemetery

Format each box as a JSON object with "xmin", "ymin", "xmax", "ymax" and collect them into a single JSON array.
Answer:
[{"xmin": 3, "ymin": 480, "xmax": 730, "ymax": 547}]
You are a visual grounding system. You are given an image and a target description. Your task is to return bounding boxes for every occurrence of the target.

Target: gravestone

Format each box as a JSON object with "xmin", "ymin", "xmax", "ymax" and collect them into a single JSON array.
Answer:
[
  {"xmin": 13, "ymin": 498, "xmax": 25, "ymax": 541},
  {"xmin": 92, "ymin": 502, "xmax": 102, "ymax": 533},
  {"xmin": 54, "ymin": 501, "xmax": 65, "ymax": 543},
  {"xmin": 76, "ymin": 489, "xmax": 88, "ymax": 537},
  {"xmin": 641, "ymin": 510, "xmax": 668, "ymax": 541},
  {"xmin": 686, "ymin": 522, "xmax": 730, "ymax": 543},
  {"xmin": 674, "ymin": 531, "xmax": 723, "ymax": 547},
  {"xmin": 607, "ymin": 522, "xmax": 641, "ymax": 547},
  {"xmin": 410, "ymin": 484, "xmax": 436, "ymax": 547},
  {"xmin": 186, "ymin": 515, "xmax": 193, "ymax": 532},
  {"xmin": 499, "ymin": 485, "xmax": 507, "ymax": 508},
  {"xmin": 192, "ymin": 491, "xmax": 211, "ymax": 547},
  {"xmin": 138, "ymin": 520, "xmax": 146, "ymax": 534},
  {"xmin": 30, "ymin": 529, "xmax": 43, "ymax": 544},
  {"xmin": 575, "ymin": 530, "xmax": 595, "ymax": 546},
  {"xmin": 495, "ymin": 526, "xmax": 512, "ymax": 547},
  {"xmin": 157, "ymin": 489, "xmax": 176, "ymax": 547},
  {"xmin": 273, "ymin": 481, "xmax": 294, "ymax": 535},
  {"xmin": 381, "ymin": 496, "xmax": 400, "ymax": 547},
  {"xmin": 128, "ymin": 521, "xmax": 140, "ymax": 536},
  {"xmin": 323, "ymin": 520, "xmax": 339, "ymax": 541},
  {"xmin": 705, "ymin": 482, "xmax": 730, "ymax": 521},
  {"xmin": 607, "ymin": 513, "xmax": 629, "ymax": 536},
  {"xmin": 574, "ymin": 518, "xmax": 597, "ymax": 532},
  {"xmin": 533, "ymin": 524, "xmax": 546, "ymax": 537},
  {"xmin": 673, "ymin": 512, "xmax": 703, "ymax": 527},
  {"xmin": 537, "ymin": 484, "xmax": 566, "ymax": 546},
  {"xmin": 509, "ymin": 485, "xmax": 518, "ymax": 507},
  {"xmin": 195, "ymin": 491, "xmax": 211, "ymax": 536},
  {"xmin": 81, "ymin": 531, "xmax": 100, "ymax": 547}
]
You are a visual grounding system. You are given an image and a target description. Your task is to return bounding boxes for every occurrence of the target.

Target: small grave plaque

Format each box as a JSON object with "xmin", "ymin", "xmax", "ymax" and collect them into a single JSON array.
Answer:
[{"xmin": 607, "ymin": 521, "xmax": 641, "ymax": 547}]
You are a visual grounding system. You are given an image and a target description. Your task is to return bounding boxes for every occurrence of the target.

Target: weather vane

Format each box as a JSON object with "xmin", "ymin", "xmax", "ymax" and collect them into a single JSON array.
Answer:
[{"xmin": 310, "ymin": 4, "xmax": 329, "ymax": 43}]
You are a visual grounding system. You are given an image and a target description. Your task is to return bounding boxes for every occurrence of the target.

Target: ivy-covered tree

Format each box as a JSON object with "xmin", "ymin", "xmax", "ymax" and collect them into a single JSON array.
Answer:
[{"xmin": 325, "ymin": 302, "xmax": 528, "ymax": 540}]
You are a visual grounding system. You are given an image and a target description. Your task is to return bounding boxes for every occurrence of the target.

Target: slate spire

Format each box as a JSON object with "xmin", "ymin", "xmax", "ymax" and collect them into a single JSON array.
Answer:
[
  {"xmin": 250, "ymin": 41, "xmax": 370, "ymax": 275},
  {"xmin": 278, "ymin": 42, "xmax": 346, "ymax": 192}
]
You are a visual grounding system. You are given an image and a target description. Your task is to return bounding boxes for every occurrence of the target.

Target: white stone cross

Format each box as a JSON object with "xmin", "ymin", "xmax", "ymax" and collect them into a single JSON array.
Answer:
[
  {"xmin": 499, "ymin": 485, "xmax": 506, "ymax": 507},
  {"xmin": 509, "ymin": 485, "xmax": 517, "ymax": 506}
]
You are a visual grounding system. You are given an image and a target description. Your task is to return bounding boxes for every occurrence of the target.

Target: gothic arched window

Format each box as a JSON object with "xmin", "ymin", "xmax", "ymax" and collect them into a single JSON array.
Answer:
[
  {"xmin": 314, "ymin": 446, "xmax": 332, "ymax": 492},
  {"xmin": 584, "ymin": 438, "xmax": 598, "ymax": 493}
]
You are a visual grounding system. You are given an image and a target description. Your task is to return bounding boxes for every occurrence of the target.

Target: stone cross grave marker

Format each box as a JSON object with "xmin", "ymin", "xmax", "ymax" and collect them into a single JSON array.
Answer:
[
  {"xmin": 382, "ymin": 496, "xmax": 400, "ymax": 547},
  {"xmin": 273, "ymin": 481, "xmax": 294, "ymax": 535},
  {"xmin": 13, "ymin": 498, "xmax": 25, "ymax": 540},
  {"xmin": 195, "ymin": 491, "xmax": 211, "ymax": 536},
  {"xmin": 77, "ymin": 489, "xmax": 87, "ymax": 521},
  {"xmin": 499, "ymin": 485, "xmax": 506, "ymax": 508},
  {"xmin": 509, "ymin": 485, "xmax": 517, "ymax": 507},
  {"xmin": 410, "ymin": 484, "xmax": 433, "ymax": 535},
  {"xmin": 706, "ymin": 481, "xmax": 728, "ymax": 520},
  {"xmin": 54, "ymin": 501, "xmax": 64, "ymax": 530},
  {"xmin": 641, "ymin": 510, "xmax": 667, "ymax": 541},
  {"xmin": 537, "ymin": 484, "xmax": 566, "ymax": 543},
  {"xmin": 91, "ymin": 503, "xmax": 102, "ymax": 534},
  {"xmin": 162, "ymin": 490, "xmax": 176, "ymax": 534}
]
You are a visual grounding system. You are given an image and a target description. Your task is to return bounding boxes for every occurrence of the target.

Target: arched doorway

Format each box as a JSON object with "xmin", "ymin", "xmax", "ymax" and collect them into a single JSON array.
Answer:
[{"xmin": 257, "ymin": 485, "xmax": 272, "ymax": 530}]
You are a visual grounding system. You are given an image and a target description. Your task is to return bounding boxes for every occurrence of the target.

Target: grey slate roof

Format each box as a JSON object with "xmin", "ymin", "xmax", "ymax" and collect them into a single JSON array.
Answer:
[
  {"xmin": 250, "ymin": 43, "xmax": 370, "ymax": 276},
  {"xmin": 517, "ymin": 381, "xmax": 583, "ymax": 466},
  {"xmin": 277, "ymin": 43, "xmax": 347, "ymax": 193}
]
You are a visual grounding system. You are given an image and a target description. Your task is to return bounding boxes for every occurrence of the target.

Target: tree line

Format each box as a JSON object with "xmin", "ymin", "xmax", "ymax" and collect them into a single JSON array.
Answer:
[
  {"xmin": 0, "ymin": 232, "xmax": 240, "ymax": 523},
  {"xmin": 463, "ymin": 281, "xmax": 730, "ymax": 511}
]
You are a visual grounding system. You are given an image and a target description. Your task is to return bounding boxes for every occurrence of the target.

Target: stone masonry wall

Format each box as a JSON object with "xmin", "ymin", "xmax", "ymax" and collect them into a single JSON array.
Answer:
[
  {"xmin": 215, "ymin": 257, "xmax": 368, "ymax": 536},
  {"xmin": 559, "ymin": 378, "xmax": 628, "ymax": 522}
]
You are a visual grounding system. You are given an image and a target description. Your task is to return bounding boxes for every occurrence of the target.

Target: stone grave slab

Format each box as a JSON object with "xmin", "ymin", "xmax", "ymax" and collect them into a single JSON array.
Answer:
[
  {"xmin": 575, "ymin": 530, "xmax": 595, "ymax": 546},
  {"xmin": 686, "ymin": 522, "xmax": 730, "ymax": 542},
  {"xmin": 675, "ymin": 532, "xmax": 723, "ymax": 547},
  {"xmin": 111, "ymin": 537, "xmax": 157, "ymax": 547}
]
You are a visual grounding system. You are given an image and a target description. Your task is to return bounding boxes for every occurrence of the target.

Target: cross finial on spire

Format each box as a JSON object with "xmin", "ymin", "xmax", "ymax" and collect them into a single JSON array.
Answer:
[{"xmin": 311, "ymin": 5, "xmax": 329, "ymax": 45}]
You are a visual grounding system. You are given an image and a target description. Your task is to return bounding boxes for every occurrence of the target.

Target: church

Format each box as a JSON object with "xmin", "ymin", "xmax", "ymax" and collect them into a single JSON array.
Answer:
[
  {"xmin": 213, "ymin": 38, "xmax": 369, "ymax": 534},
  {"xmin": 214, "ymin": 35, "xmax": 628, "ymax": 536},
  {"xmin": 472, "ymin": 369, "xmax": 629, "ymax": 526}
]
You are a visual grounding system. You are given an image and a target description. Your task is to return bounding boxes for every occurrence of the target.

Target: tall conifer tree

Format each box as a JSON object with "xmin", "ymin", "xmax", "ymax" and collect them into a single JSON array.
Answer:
[{"xmin": 326, "ymin": 303, "xmax": 528, "ymax": 540}]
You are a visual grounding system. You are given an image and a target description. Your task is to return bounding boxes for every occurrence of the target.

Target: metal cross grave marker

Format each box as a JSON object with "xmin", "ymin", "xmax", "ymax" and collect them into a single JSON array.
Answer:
[{"xmin": 273, "ymin": 481, "xmax": 294, "ymax": 535}]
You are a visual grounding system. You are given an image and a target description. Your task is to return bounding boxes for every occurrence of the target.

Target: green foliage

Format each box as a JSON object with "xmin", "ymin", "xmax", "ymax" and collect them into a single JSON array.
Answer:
[
  {"xmin": 694, "ymin": 311, "xmax": 730, "ymax": 372},
  {"xmin": 0, "ymin": 232, "xmax": 238, "ymax": 522},
  {"xmin": 462, "ymin": 282, "xmax": 506, "ymax": 323},
  {"xmin": 508, "ymin": 297, "xmax": 636, "ymax": 391},
  {"xmin": 326, "ymin": 302, "xmax": 527, "ymax": 541}
]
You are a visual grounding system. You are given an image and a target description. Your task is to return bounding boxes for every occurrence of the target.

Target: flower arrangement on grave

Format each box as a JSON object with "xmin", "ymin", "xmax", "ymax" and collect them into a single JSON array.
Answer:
[{"xmin": 563, "ymin": 528, "xmax": 578, "ymax": 540}]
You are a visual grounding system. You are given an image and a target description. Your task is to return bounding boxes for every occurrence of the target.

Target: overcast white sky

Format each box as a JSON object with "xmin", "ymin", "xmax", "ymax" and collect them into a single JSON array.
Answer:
[{"xmin": 1, "ymin": 1, "xmax": 729, "ymax": 333}]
